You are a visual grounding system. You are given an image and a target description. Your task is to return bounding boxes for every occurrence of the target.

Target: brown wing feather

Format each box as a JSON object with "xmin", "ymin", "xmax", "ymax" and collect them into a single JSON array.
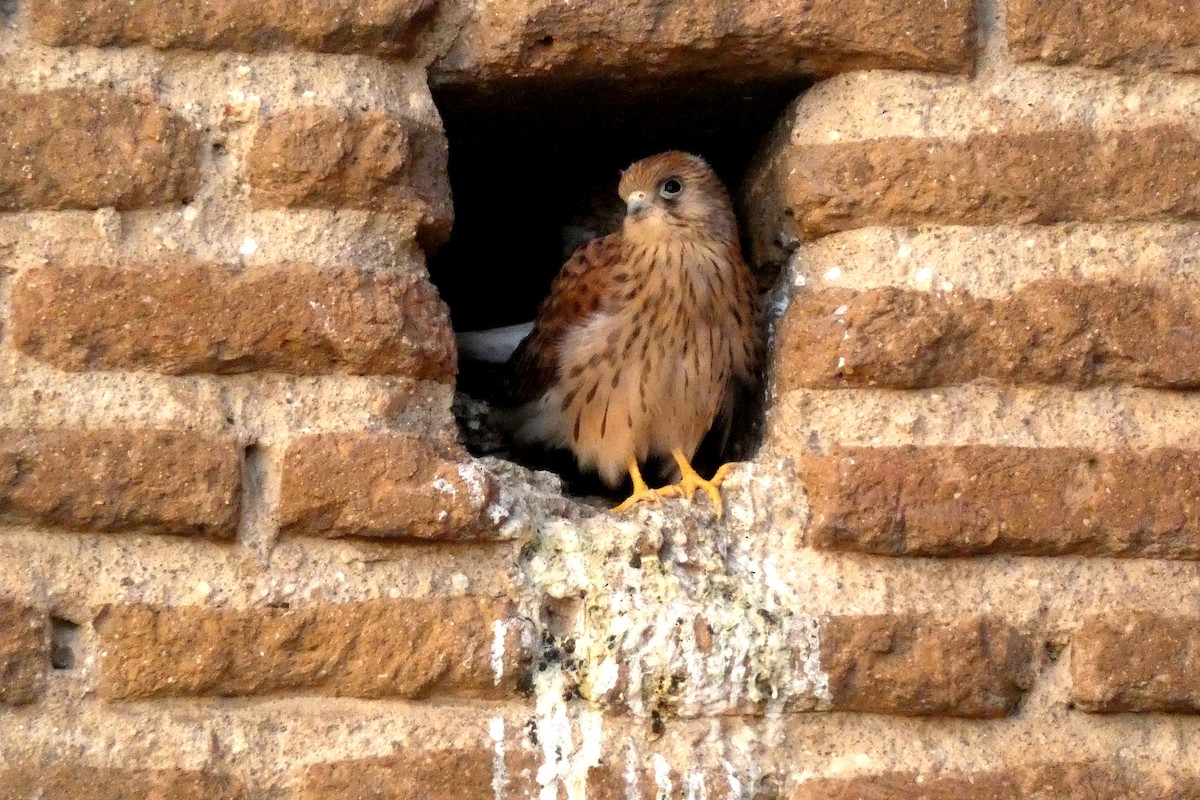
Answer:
[{"xmin": 504, "ymin": 234, "xmax": 628, "ymax": 405}]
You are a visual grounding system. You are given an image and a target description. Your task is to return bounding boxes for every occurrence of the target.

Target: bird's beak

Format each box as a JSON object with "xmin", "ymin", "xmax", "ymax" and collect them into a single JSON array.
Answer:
[{"xmin": 626, "ymin": 191, "xmax": 650, "ymax": 217}]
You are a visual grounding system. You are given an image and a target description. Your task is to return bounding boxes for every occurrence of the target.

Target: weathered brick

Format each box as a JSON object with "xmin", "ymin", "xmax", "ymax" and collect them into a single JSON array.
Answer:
[
  {"xmin": 758, "ymin": 125, "xmax": 1200, "ymax": 242},
  {"xmin": 300, "ymin": 749, "xmax": 537, "ymax": 800},
  {"xmin": 97, "ymin": 599, "xmax": 529, "ymax": 700},
  {"xmin": 279, "ymin": 434, "xmax": 504, "ymax": 541},
  {"xmin": 247, "ymin": 107, "xmax": 453, "ymax": 249},
  {"xmin": 0, "ymin": 429, "xmax": 240, "ymax": 538},
  {"xmin": 1072, "ymin": 613, "xmax": 1200, "ymax": 713},
  {"xmin": 791, "ymin": 763, "xmax": 1200, "ymax": 800},
  {"xmin": 0, "ymin": 766, "xmax": 244, "ymax": 800},
  {"xmin": 249, "ymin": 108, "xmax": 404, "ymax": 208},
  {"xmin": 28, "ymin": 0, "xmax": 436, "ymax": 56},
  {"xmin": 820, "ymin": 616, "xmax": 1033, "ymax": 718},
  {"xmin": 0, "ymin": 89, "xmax": 200, "ymax": 211},
  {"xmin": 302, "ymin": 750, "xmax": 735, "ymax": 800},
  {"xmin": 10, "ymin": 262, "xmax": 455, "ymax": 381},
  {"xmin": 0, "ymin": 599, "xmax": 47, "ymax": 706},
  {"xmin": 433, "ymin": 0, "xmax": 976, "ymax": 82},
  {"xmin": 776, "ymin": 279, "xmax": 1200, "ymax": 391},
  {"xmin": 802, "ymin": 447, "xmax": 1200, "ymax": 559},
  {"xmin": 1009, "ymin": 0, "xmax": 1200, "ymax": 72}
]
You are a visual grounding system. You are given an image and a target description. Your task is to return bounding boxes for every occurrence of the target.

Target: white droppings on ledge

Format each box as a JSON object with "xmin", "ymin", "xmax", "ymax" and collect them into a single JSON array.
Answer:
[
  {"xmin": 458, "ymin": 462, "xmax": 490, "ymax": 508},
  {"xmin": 489, "ymin": 717, "xmax": 506, "ymax": 800},
  {"xmin": 491, "ymin": 619, "xmax": 507, "ymax": 686},
  {"xmin": 654, "ymin": 755, "xmax": 674, "ymax": 799}
]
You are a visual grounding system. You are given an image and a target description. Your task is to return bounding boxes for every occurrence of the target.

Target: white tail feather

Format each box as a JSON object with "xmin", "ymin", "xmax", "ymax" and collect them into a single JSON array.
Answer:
[{"xmin": 455, "ymin": 322, "xmax": 535, "ymax": 364}]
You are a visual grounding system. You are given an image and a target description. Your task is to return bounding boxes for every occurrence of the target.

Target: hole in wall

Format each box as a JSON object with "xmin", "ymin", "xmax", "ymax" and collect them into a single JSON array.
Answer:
[
  {"xmin": 429, "ymin": 76, "xmax": 809, "ymax": 498},
  {"xmin": 49, "ymin": 616, "xmax": 80, "ymax": 670}
]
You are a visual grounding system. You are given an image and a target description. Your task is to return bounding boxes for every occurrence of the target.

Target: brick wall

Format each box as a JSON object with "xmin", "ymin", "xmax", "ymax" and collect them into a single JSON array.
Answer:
[{"xmin": 2, "ymin": 0, "xmax": 1199, "ymax": 797}]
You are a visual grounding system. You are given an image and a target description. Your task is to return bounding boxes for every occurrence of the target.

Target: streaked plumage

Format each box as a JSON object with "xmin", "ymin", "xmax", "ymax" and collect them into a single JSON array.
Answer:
[{"xmin": 503, "ymin": 151, "xmax": 760, "ymax": 515}]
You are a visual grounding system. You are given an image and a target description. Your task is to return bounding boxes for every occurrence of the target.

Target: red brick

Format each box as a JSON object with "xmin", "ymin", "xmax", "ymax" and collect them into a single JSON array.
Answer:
[
  {"xmin": 279, "ymin": 434, "xmax": 504, "ymax": 541},
  {"xmin": 791, "ymin": 763, "xmax": 1200, "ymax": 800},
  {"xmin": 0, "ymin": 429, "xmax": 239, "ymax": 538},
  {"xmin": 776, "ymin": 279, "xmax": 1200, "ymax": 391},
  {"xmin": 97, "ymin": 599, "xmax": 530, "ymax": 700},
  {"xmin": 28, "ymin": 0, "xmax": 437, "ymax": 56},
  {"xmin": 10, "ymin": 262, "xmax": 455, "ymax": 381},
  {"xmin": 754, "ymin": 126, "xmax": 1200, "ymax": 244},
  {"xmin": 1009, "ymin": 0, "xmax": 1200, "ymax": 72},
  {"xmin": 434, "ymin": 0, "xmax": 976, "ymax": 83},
  {"xmin": 0, "ymin": 766, "xmax": 244, "ymax": 800},
  {"xmin": 0, "ymin": 600, "xmax": 47, "ymax": 706},
  {"xmin": 802, "ymin": 447, "xmax": 1200, "ymax": 559},
  {"xmin": 0, "ymin": 89, "xmax": 199, "ymax": 211},
  {"xmin": 821, "ymin": 615, "xmax": 1033, "ymax": 718},
  {"xmin": 1072, "ymin": 613, "xmax": 1200, "ymax": 713}
]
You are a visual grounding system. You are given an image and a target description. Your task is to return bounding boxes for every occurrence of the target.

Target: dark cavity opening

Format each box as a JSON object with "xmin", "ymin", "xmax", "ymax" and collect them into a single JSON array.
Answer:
[
  {"xmin": 429, "ymin": 77, "xmax": 809, "ymax": 498},
  {"xmin": 50, "ymin": 616, "xmax": 81, "ymax": 670}
]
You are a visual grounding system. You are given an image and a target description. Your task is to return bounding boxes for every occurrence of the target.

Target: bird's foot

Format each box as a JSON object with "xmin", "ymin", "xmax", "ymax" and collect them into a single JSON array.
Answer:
[
  {"xmin": 611, "ymin": 458, "xmax": 667, "ymax": 514},
  {"xmin": 658, "ymin": 452, "xmax": 732, "ymax": 519},
  {"xmin": 611, "ymin": 485, "xmax": 665, "ymax": 514}
]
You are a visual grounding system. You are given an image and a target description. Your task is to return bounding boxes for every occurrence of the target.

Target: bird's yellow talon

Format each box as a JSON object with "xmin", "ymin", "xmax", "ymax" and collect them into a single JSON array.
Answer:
[
  {"xmin": 652, "ymin": 449, "xmax": 731, "ymax": 519},
  {"xmin": 612, "ymin": 458, "xmax": 663, "ymax": 513}
]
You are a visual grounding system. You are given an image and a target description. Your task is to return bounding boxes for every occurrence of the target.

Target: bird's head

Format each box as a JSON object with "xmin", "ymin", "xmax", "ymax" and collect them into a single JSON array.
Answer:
[{"xmin": 618, "ymin": 151, "xmax": 738, "ymax": 245}]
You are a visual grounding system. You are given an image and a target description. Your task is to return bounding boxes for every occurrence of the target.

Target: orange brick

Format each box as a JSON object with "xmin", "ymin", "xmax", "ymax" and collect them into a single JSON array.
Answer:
[
  {"xmin": 1009, "ymin": 0, "xmax": 1200, "ymax": 72},
  {"xmin": 776, "ymin": 280, "xmax": 1200, "ymax": 391},
  {"xmin": 28, "ymin": 0, "xmax": 437, "ymax": 56},
  {"xmin": 10, "ymin": 263, "xmax": 455, "ymax": 381},
  {"xmin": 754, "ymin": 126, "xmax": 1200, "ymax": 242},
  {"xmin": 1073, "ymin": 613, "xmax": 1200, "ymax": 713},
  {"xmin": 98, "ymin": 599, "xmax": 530, "ymax": 700},
  {"xmin": 821, "ymin": 615, "xmax": 1033, "ymax": 718},
  {"xmin": 279, "ymin": 434, "xmax": 505, "ymax": 540},
  {"xmin": 0, "ymin": 429, "xmax": 240, "ymax": 538},
  {"xmin": 0, "ymin": 89, "xmax": 199, "ymax": 211},
  {"xmin": 802, "ymin": 447, "xmax": 1200, "ymax": 559},
  {"xmin": 0, "ymin": 599, "xmax": 47, "ymax": 706}
]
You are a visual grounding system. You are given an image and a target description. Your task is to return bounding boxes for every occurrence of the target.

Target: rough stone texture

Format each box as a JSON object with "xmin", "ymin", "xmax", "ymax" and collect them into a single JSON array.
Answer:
[
  {"xmin": 1008, "ymin": 0, "xmax": 1200, "ymax": 72},
  {"xmin": 0, "ymin": 600, "xmax": 47, "ymax": 706},
  {"xmin": 801, "ymin": 446, "xmax": 1200, "ymax": 559},
  {"xmin": 431, "ymin": 0, "xmax": 976, "ymax": 83},
  {"xmin": 1072, "ymin": 613, "xmax": 1200, "ymax": 713},
  {"xmin": 0, "ymin": 89, "xmax": 200, "ymax": 211},
  {"xmin": 27, "ymin": 0, "xmax": 438, "ymax": 56},
  {"xmin": 97, "ymin": 599, "xmax": 529, "ymax": 700},
  {"xmin": 247, "ymin": 108, "xmax": 453, "ymax": 246},
  {"xmin": 0, "ymin": 429, "xmax": 240, "ymax": 538},
  {"xmin": 759, "ymin": 126, "xmax": 1200, "ymax": 244},
  {"xmin": 776, "ymin": 279, "xmax": 1200, "ymax": 390},
  {"xmin": 278, "ymin": 433, "xmax": 504, "ymax": 540},
  {"xmin": 300, "ymin": 749, "xmax": 535, "ymax": 800},
  {"xmin": 0, "ymin": 766, "xmax": 245, "ymax": 800},
  {"xmin": 791, "ymin": 763, "xmax": 1200, "ymax": 800},
  {"xmin": 10, "ymin": 262, "xmax": 456, "ymax": 381},
  {"xmin": 820, "ymin": 616, "xmax": 1033, "ymax": 718}
]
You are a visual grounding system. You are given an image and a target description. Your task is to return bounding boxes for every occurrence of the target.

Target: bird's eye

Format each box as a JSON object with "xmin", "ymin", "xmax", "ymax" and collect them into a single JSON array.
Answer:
[{"xmin": 660, "ymin": 178, "xmax": 683, "ymax": 199}]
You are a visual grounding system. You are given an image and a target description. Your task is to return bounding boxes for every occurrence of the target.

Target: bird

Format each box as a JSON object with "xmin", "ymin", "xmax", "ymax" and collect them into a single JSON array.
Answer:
[{"xmin": 463, "ymin": 151, "xmax": 761, "ymax": 518}]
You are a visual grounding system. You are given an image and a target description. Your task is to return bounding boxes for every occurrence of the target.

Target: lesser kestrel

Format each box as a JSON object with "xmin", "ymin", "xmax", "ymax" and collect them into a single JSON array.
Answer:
[{"xmin": 496, "ymin": 151, "xmax": 760, "ymax": 517}]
